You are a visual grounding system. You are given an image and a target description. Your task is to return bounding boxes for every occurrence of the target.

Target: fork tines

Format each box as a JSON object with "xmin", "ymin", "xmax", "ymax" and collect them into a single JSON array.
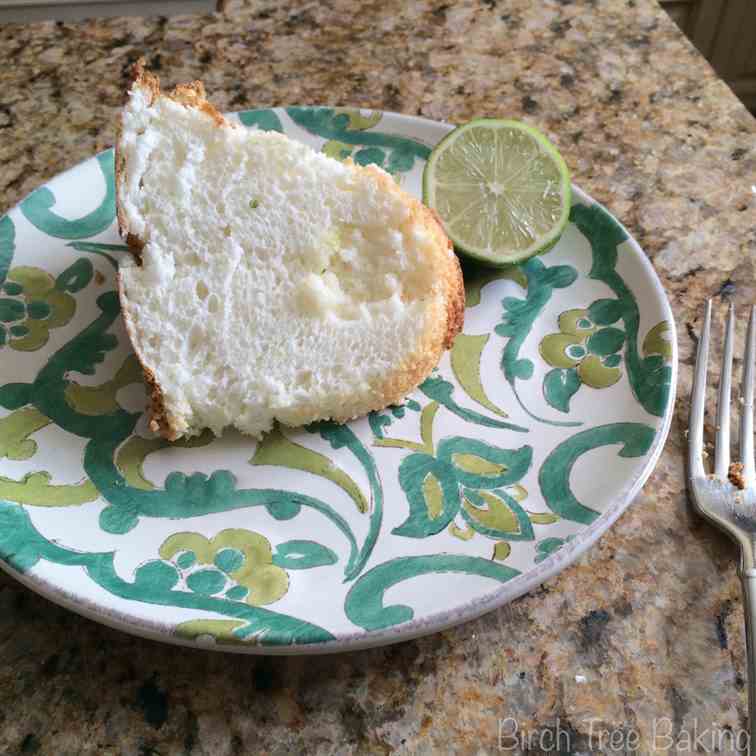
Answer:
[{"xmin": 690, "ymin": 300, "xmax": 756, "ymax": 487}]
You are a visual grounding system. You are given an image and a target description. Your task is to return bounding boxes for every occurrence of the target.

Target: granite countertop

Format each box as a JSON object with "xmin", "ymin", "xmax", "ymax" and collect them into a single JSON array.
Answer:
[{"xmin": 1, "ymin": 0, "xmax": 756, "ymax": 753}]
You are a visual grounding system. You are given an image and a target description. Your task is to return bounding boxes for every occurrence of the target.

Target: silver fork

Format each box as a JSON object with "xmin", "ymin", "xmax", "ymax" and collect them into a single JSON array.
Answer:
[{"xmin": 690, "ymin": 300, "xmax": 756, "ymax": 752}]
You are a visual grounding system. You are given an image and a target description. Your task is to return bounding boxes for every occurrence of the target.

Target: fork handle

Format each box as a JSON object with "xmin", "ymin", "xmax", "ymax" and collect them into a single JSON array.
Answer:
[{"xmin": 740, "ymin": 568, "xmax": 756, "ymax": 754}]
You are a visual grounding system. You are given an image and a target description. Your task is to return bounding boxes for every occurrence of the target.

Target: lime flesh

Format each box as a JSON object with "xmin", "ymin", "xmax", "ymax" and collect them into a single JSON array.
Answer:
[{"xmin": 423, "ymin": 119, "xmax": 571, "ymax": 266}]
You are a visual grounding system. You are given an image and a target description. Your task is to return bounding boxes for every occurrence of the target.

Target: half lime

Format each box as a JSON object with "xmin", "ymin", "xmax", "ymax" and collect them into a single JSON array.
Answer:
[{"xmin": 423, "ymin": 119, "xmax": 571, "ymax": 266}]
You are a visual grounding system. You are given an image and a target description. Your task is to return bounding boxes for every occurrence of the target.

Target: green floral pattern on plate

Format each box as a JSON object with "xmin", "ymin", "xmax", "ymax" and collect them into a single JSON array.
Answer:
[{"xmin": 0, "ymin": 108, "xmax": 676, "ymax": 651}]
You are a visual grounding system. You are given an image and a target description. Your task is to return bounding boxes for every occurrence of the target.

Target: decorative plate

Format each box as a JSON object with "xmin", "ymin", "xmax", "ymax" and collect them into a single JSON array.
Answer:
[{"xmin": 0, "ymin": 108, "xmax": 676, "ymax": 654}]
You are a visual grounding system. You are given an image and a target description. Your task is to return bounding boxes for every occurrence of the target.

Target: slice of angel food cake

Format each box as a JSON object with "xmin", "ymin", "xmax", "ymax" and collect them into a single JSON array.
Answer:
[{"xmin": 115, "ymin": 62, "xmax": 465, "ymax": 440}]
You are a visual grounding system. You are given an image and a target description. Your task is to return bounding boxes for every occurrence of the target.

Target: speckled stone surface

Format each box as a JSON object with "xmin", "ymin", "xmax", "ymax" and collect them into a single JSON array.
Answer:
[{"xmin": 1, "ymin": 0, "xmax": 756, "ymax": 753}]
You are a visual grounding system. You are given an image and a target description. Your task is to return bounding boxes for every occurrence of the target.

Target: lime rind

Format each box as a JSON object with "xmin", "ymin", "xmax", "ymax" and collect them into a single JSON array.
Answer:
[{"xmin": 423, "ymin": 119, "xmax": 571, "ymax": 267}]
